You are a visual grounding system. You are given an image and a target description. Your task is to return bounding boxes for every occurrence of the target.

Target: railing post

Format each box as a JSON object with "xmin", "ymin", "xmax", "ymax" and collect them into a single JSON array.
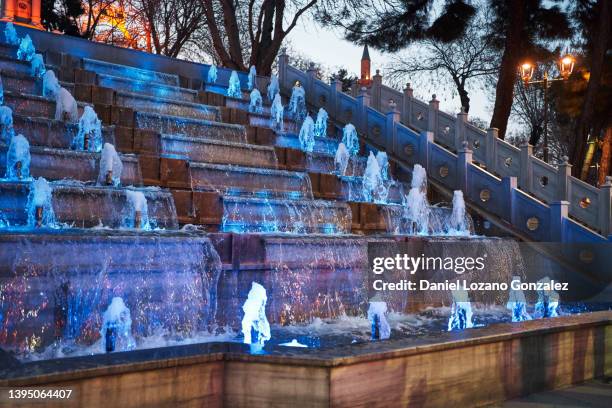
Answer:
[
  {"xmin": 419, "ymin": 131, "xmax": 434, "ymax": 172},
  {"xmin": 556, "ymin": 156, "xmax": 572, "ymax": 201},
  {"xmin": 519, "ymin": 142, "xmax": 533, "ymax": 192},
  {"xmin": 502, "ymin": 176, "xmax": 517, "ymax": 223},
  {"xmin": 455, "ymin": 108, "xmax": 468, "ymax": 152},
  {"xmin": 457, "ymin": 140, "xmax": 473, "ymax": 192},
  {"xmin": 386, "ymin": 100, "xmax": 400, "ymax": 153},
  {"xmin": 356, "ymin": 87, "xmax": 370, "ymax": 135},
  {"xmin": 427, "ymin": 94, "xmax": 439, "ymax": 135},
  {"xmin": 599, "ymin": 176, "xmax": 612, "ymax": 238},
  {"xmin": 550, "ymin": 201, "xmax": 569, "ymax": 242},
  {"xmin": 485, "ymin": 128, "xmax": 498, "ymax": 173},
  {"xmin": 306, "ymin": 62, "xmax": 317, "ymax": 105},
  {"xmin": 278, "ymin": 48, "xmax": 289, "ymax": 93},
  {"xmin": 329, "ymin": 78, "xmax": 342, "ymax": 120},
  {"xmin": 372, "ymin": 69, "xmax": 382, "ymax": 111},
  {"xmin": 402, "ymin": 83, "xmax": 413, "ymax": 127}
]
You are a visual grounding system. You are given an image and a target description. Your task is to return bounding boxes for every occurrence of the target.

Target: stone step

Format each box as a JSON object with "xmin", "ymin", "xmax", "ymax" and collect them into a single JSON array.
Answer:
[
  {"xmin": 83, "ymin": 58, "xmax": 180, "ymax": 86},
  {"xmin": 1, "ymin": 68, "xmax": 74, "ymax": 96},
  {"xmin": 273, "ymin": 131, "xmax": 340, "ymax": 155},
  {"xmin": 225, "ymin": 96, "xmax": 272, "ymax": 115},
  {"xmin": 188, "ymin": 162, "xmax": 312, "ymax": 198},
  {"xmin": 2, "ymin": 90, "xmax": 90, "ymax": 121},
  {"xmin": 0, "ymin": 54, "xmax": 35, "ymax": 76},
  {"xmin": 0, "ymin": 182, "xmax": 177, "ymax": 229},
  {"xmin": 249, "ymin": 111, "xmax": 298, "ymax": 133},
  {"xmin": 310, "ymin": 173, "xmax": 408, "ymax": 203},
  {"xmin": 135, "ymin": 111, "xmax": 247, "ymax": 143},
  {"xmin": 160, "ymin": 134, "xmax": 278, "ymax": 169},
  {"xmin": 115, "ymin": 90, "xmax": 220, "ymax": 121},
  {"xmin": 221, "ymin": 195, "xmax": 352, "ymax": 234},
  {"xmin": 97, "ymin": 72, "xmax": 196, "ymax": 102},
  {"xmin": 0, "ymin": 143, "xmax": 141, "ymax": 185}
]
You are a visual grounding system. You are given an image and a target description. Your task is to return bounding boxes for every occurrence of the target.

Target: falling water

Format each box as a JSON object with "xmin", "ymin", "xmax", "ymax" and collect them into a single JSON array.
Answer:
[
  {"xmin": 288, "ymin": 82, "xmax": 306, "ymax": 123},
  {"xmin": 0, "ymin": 105, "xmax": 15, "ymax": 142},
  {"xmin": 403, "ymin": 164, "xmax": 430, "ymax": 235},
  {"xmin": 342, "ymin": 123, "xmax": 359, "ymax": 156},
  {"xmin": 376, "ymin": 152, "xmax": 389, "ymax": 181},
  {"xmin": 227, "ymin": 71, "xmax": 242, "ymax": 99},
  {"xmin": 30, "ymin": 53, "xmax": 46, "ymax": 78},
  {"xmin": 267, "ymin": 74, "xmax": 279, "ymax": 103},
  {"xmin": 241, "ymin": 282, "xmax": 271, "ymax": 346},
  {"xmin": 4, "ymin": 21, "xmax": 19, "ymax": 46},
  {"xmin": 5, "ymin": 134, "xmax": 31, "ymax": 180},
  {"xmin": 534, "ymin": 277, "xmax": 559, "ymax": 318},
  {"xmin": 448, "ymin": 190, "xmax": 470, "ymax": 236},
  {"xmin": 27, "ymin": 177, "xmax": 56, "ymax": 228},
  {"xmin": 100, "ymin": 297, "xmax": 136, "ymax": 353},
  {"xmin": 362, "ymin": 152, "xmax": 388, "ymax": 203},
  {"xmin": 207, "ymin": 64, "xmax": 218, "ymax": 84},
  {"xmin": 335, "ymin": 143, "xmax": 350, "ymax": 176},
  {"xmin": 124, "ymin": 190, "xmax": 150, "ymax": 230},
  {"xmin": 368, "ymin": 301, "xmax": 391, "ymax": 340},
  {"xmin": 447, "ymin": 289, "xmax": 473, "ymax": 331},
  {"xmin": 298, "ymin": 114, "xmax": 315, "ymax": 153},
  {"xmin": 247, "ymin": 66, "xmax": 257, "ymax": 90},
  {"xmin": 507, "ymin": 276, "xmax": 531, "ymax": 322},
  {"xmin": 72, "ymin": 106, "xmax": 103, "ymax": 152},
  {"xmin": 16, "ymin": 34, "xmax": 35, "ymax": 61},
  {"xmin": 42, "ymin": 70, "xmax": 61, "ymax": 98},
  {"xmin": 0, "ymin": 75, "xmax": 3, "ymax": 105},
  {"xmin": 270, "ymin": 93, "xmax": 284, "ymax": 132},
  {"xmin": 55, "ymin": 87, "xmax": 79, "ymax": 122},
  {"xmin": 314, "ymin": 108, "xmax": 328, "ymax": 137},
  {"xmin": 98, "ymin": 143, "xmax": 123, "ymax": 187},
  {"xmin": 249, "ymin": 89, "xmax": 263, "ymax": 114}
]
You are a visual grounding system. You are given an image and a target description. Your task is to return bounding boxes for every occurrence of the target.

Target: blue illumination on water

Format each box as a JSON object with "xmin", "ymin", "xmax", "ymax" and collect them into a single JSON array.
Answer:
[
  {"xmin": 242, "ymin": 282, "xmax": 271, "ymax": 346},
  {"xmin": 227, "ymin": 71, "xmax": 242, "ymax": 98},
  {"xmin": 448, "ymin": 289, "xmax": 474, "ymax": 331},
  {"xmin": 16, "ymin": 34, "xmax": 35, "ymax": 61},
  {"xmin": 5, "ymin": 134, "xmax": 31, "ymax": 180}
]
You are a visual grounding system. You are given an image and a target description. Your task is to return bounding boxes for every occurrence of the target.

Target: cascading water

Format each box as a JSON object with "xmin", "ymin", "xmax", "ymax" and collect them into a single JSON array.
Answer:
[
  {"xmin": 249, "ymin": 89, "xmax": 263, "ymax": 114},
  {"xmin": 447, "ymin": 190, "xmax": 470, "ymax": 236},
  {"xmin": 16, "ymin": 34, "xmax": 35, "ymax": 61},
  {"xmin": 447, "ymin": 289, "xmax": 473, "ymax": 331},
  {"xmin": 30, "ymin": 53, "xmax": 46, "ymax": 78},
  {"xmin": 0, "ymin": 105, "xmax": 15, "ymax": 142},
  {"xmin": 335, "ymin": 143, "xmax": 350, "ymax": 176},
  {"xmin": 288, "ymin": 82, "xmax": 306, "ymax": 123},
  {"xmin": 27, "ymin": 177, "xmax": 56, "ymax": 228},
  {"xmin": 298, "ymin": 114, "xmax": 315, "ymax": 153},
  {"xmin": 227, "ymin": 71, "xmax": 242, "ymax": 99},
  {"xmin": 5, "ymin": 134, "xmax": 31, "ymax": 180},
  {"xmin": 362, "ymin": 151, "xmax": 388, "ymax": 203},
  {"xmin": 124, "ymin": 190, "xmax": 150, "ymax": 230},
  {"xmin": 98, "ymin": 143, "xmax": 123, "ymax": 187},
  {"xmin": 247, "ymin": 66, "xmax": 257, "ymax": 90},
  {"xmin": 72, "ymin": 106, "xmax": 103, "ymax": 152},
  {"xmin": 403, "ymin": 164, "xmax": 430, "ymax": 235},
  {"xmin": 241, "ymin": 282, "xmax": 271, "ymax": 346},
  {"xmin": 314, "ymin": 108, "xmax": 328, "ymax": 138},
  {"xmin": 534, "ymin": 277, "xmax": 559, "ymax": 318},
  {"xmin": 42, "ymin": 70, "xmax": 61, "ymax": 98},
  {"xmin": 368, "ymin": 301, "xmax": 391, "ymax": 340},
  {"xmin": 342, "ymin": 123, "xmax": 359, "ymax": 156},
  {"xmin": 4, "ymin": 21, "xmax": 19, "ymax": 46},
  {"xmin": 507, "ymin": 276, "xmax": 531, "ymax": 322},
  {"xmin": 55, "ymin": 87, "xmax": 79, "ymax": 122},
  {"xmin": 376, "ymin": 152, "xmax": 389, "ymax": 181},
  {"xmin": 267, "ymin": 74, "xmax": 279, "ymax": 103},
  {"xmin": 0, "ymin": 75, "xmax": 3, "ymax": 105},
  {"xmin": 207, "ymin": 64, "xmax": 218, "ymax": 84},
  {"xmin": 270, "ymin": 93, "xmax": 284, "ymax": 132},
  {"xmin": 100, "ymin": 297, "xmax": 136, "ymax": 353}
]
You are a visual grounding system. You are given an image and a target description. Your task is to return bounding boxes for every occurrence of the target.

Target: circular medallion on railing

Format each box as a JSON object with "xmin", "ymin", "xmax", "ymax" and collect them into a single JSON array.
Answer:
[
  {"xmin": 404, "ymin": 144, "xmax": 414, "ymax": 157},
  {"xmin": 439, "ymin": 165, "xmax": 449, "ymax": 178},
  {"xmin": 579, "ymin": 249, "xmax": 594, "ymax": 263},
  {"xmin": 479, "ymin": 189, "xmax": 490, "ymax": 202},
  {"xmin": 442, "ymin": 125, "xmax": 451, "ymax": 135},
  {"xmin": 416, "ymin": 112, "xmax": 424, "ymax": 121},
  {"xmin": 473, "ymin": 140, "xmax": 480, "ymax": 149},
  {"xmin": 539, "ymin": 176, "xmax": 548, "ymax": 187},
  {"xmin": 526, "ymin": 217, "xmax": 539, "ymax": 231},
  {"xmin": 579, "ymin": 197, "xmax": 591, "ymax": 208},
  {"xmin": 372, "ymin": 125, "xmax": 381, "ymax": 137},
  {"xmin": 504, "ymin": 157, "xmax": 512, "ymax": 167},
  {"xmin": 344, "ymin": 109, "xmax": 352, "ymax": 121},
  {"xmin": 319, "ymin": 95, "xmax": 327, "ymax": 105}
]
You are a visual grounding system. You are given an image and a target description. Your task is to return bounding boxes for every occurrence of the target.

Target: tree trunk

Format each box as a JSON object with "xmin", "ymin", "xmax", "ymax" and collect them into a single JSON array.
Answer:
[
  {"xmin": 570, "ymin": 0, "xmax": 610, "ymax": 178},
  {"xmin": 599, "ymin": 127, "xmax": 612, "ymax": 185},
  {"xmin": 489, "ymin": 0, "xmax": 526, "ymax": 139}
]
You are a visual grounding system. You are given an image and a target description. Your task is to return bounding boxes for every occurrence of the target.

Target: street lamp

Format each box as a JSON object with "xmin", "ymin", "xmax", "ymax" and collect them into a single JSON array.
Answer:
[{"xmin": 518, "ymin": 54, "xmax": 575, "ymax": 162}]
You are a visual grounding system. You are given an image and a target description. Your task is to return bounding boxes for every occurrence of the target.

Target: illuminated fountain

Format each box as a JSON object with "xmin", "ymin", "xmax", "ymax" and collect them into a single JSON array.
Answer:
[
  {"xmin": 16, "ymin": 34, "xmax": 35, "ymax": 61},
  {"xmin": 27, "ymin": 177, "xmax": 55, "ymax": 228},
  {"xmin": 101, "ymin": 297, "xmax": 136, "ymax": 353},
  {"xmin": 447, "ymin": 190, "xmax": 470, "ymax": 236},
  {"xmin": 5, "ymin": 134, "xmax": 31, "ymax": 180},
  {"xmin": 0, "ymin": 105, "xmax": 15, "ymax": 142},
  {"xmin": 207, "ymin": 64, "xmax": 218, "ymax": 83},
  {"xmin": 362, "ymin": 151, "xmax": 388, "ymax": 203},
  {"xmin": 368, "ymin": 301, "xmax": 391, "ymax": 340},
  {"xmin": 534, "ymin": 277, "xmax": 559, "ymax": 318},
  {"xmin": 227, "ymin": 70, "xmax": 242, "ymax": 98},
  {"xmin": 507, "ymin": 276, "xmax": 531, "ymax": 322},
  {"xmin": 402, "ymin": 164, "xmax": 430, "ymax": 235},
  {"xmin": 55, "ymin": 87, "xmax": 79, "ymax": 122},
  {"xmin": 335, "ymin": 143, "xmax": 349, "ymax": 176},
  {"xmin": 288, "ymin": 81, "xmax": 306, "ymax": 123},
  {"xmin": 31, "ymin": 53, "xmax": 46, "ymax": 78},
  {"xmin": 249, "ymin": 88, "xmax": 263, "ymax": 114},
  {"xmin": 342, "ymin": 123, "xmax": 359, "ymax": 156},
  {"xmin": 72, "ymin": 106, "xmax": 103, "ymax": 152},
  {"xmin": 376, "ymin": 151, "xmax": 389, "ymax": 181},
  {"xmin": 0, "ymin": 75, "xmax": 3, "ymax": 105},
  {"xmin": 241, "ymin": 282, "xmax": 271, "ymax": 346},
  {"xmin": 447, "ymin": 289, "xmax": 474, "ymax": 331},
  {"xmin": 42, "ymin": 70, "xmax": 61, "ymax": 98},
  {"xmin": 314, "ymin": 108, "xmax": 328, "ymax": 137},
  {"xmin": 298, "ymin": 114, "xmax": 315, "ymax": 153},
  {"xmin": 124, "ymin": 190, "xmax": 150, "ymax": 230},
  {"xmin": 98, "ymin": 143, "xmax": 123, "ymax": 186},
  {"xmin": 270, "ymin": 93, "xmax": 284, "ymax": 132},
  {"xmin": 267, "ymin": 74, "xmax": 279, "ymax": 102},
  {"xmin": 247, "ymin": 66, "xmax": 257, "ymax": 90},
  {"xmin": 4, "ymin": 21, "xmax": 19, "ymax": 45}
]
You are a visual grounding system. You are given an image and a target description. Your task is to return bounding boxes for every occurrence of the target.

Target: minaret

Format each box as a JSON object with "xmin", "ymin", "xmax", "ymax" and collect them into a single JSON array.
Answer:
[
  {"xmin": 359, "ymin": 44, "xmax": 372, "ymax": 87},
  {"xmin": 1, "ymin": 0, "xmax": 43, "ymax": 29}
]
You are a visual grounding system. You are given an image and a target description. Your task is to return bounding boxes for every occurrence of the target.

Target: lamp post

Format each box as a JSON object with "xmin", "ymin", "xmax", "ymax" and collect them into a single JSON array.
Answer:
[{"xmin": 518, "ymin": 54, "xmax": 575, "ymax": 162}]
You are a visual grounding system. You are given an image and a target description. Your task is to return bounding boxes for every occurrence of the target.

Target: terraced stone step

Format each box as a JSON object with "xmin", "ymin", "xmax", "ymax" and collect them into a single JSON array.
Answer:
[
  {"xmin": 97, "ymin": 73, "xmax": 196, "ymax": 102},
  {"xmin": 0, "ymin": 144, "xmax": 141, "ymax": 185},
  {"xmin": 0, "ymin": 182, "xmax": 177, "ymax": 229},
  {"xmin": 0, "ymin": 68, "xmax": 74, "ymax": 96},
  {"xmin": 0, "ymin": 54, "xmax": 37, "ymax": 76},
  {"xmin": 3, "ymin": 90, "xmax": 86, "ymax": 120},
  {"xmin": 135, "ymin": 111, "xmax": 246, "ymax": 143},
  {"xmin": 115, "ymin": 90, "xmax": 220, "ymax": 121},
  {"xmin": 309, "ymin": 173, "xmax": 408, "ymax": 203},
  {"xmin": 273, "ymin": 131, "xmax": 340, "ymax": 154},
  {"xmin": 83, "ymin": 58, "xmax": 180, "ymax": 86}
]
